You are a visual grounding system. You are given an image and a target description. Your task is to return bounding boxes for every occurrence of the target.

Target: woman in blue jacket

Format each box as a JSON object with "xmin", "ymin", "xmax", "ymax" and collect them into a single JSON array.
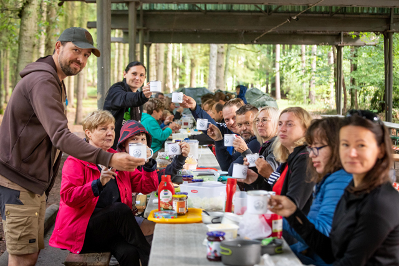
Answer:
[{"xmin": 283, "ymin": 117, "xmax": 352, "ymax": 266}]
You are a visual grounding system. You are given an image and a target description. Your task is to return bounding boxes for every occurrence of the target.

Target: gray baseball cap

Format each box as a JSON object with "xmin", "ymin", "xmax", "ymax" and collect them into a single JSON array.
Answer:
[{"xmin": 57, "ymin": 27, "xmax": 100, "ymax": 57}]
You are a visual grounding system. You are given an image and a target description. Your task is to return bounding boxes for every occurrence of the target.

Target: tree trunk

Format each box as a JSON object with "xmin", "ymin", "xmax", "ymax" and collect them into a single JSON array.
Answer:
[
  {"xmin": 4, "ymin": 48, "xmax": 9, "ymax": 103},
  {"xmin": 309, "ymin": 45, "xmax": 316, "ymax": 104},
  {"xmin": 114, "ymin": 41, "xmax": 118, "ymax": 85},
  {"xmin": 176, "ymin": 44, "xmax": 182, "ymax": 89},
  {"xmin": 190, "ymin": 44, "xmax": 196, "ymax": 87},
  {"xmin": 39, "ymin": 0, "xmax": 47, "ymax": 57},
  {"xmin": 216, "ymin": 44, "xmax": 225, "ymax": 91},
  {"xmin": 75, "ymin": 70, "xmax": 84, "ymax": 124},
  {"xmin": 208, "ymin": 44, "xmax": 217, "ymax": 92},
  {"xmin": 156, "ymin": 44, "xmax": 165, "ymax": 91},
  {"xmin": 166, "ymin": 43, "xmax": 173, "ymax": 93},
  {"xmin": 343, "ymin": 75, "xmax": 347, "ymax": 114},
  {"xmin": 150, "ymin": 44, "xmax": 156, "ymax": 81},
  {"xmin": 0, "ymin": 50, "xmax": 4, "ymax": 114},
  {"xmin": 68, "ymin": 76, "xmax": 75, "ymax": 107},
  {"xmin": 333, "ymin": 47, "xmax": 338, "ymax": 109},
  {"xmin": 16, "ymin": 0, "xmax": 40, "ymax": 84},
  {"xmin": 265, "ymin": 45, "xmax": 270, "ymax": 94},
  {"xmin": 224, "ymin": 44, "xmax": 231, "ymax": 89},
  {"xmin": 270, "ymin": 45, "xmax": 275, "ymax": 97},
  {"xmin": 275, "ymin": 44, "xmax": 280, "ymax": 100},
  {"xmin": 328, "ymin": 49, "xmax": 334, "ymax": 109},
  {"xmin": 118, "ymin": 30, "xmax": 124, "ymax": 81},
  {"xmin": 45, "ymin": 1, "xmax": 57, "ymax": 56},
  {"xmin": 350, "ymin": 46, "xmax": 359, "ymax": 109},
  {"xmin": 301, "ymin": 45, "xmax": 306, "ymax": 104}
]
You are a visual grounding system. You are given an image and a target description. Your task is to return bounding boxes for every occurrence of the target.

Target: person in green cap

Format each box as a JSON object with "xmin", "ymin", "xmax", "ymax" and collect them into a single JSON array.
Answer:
[{"xmin": 0, "ymin": 27, "xmax": 148, "ymax": 266}]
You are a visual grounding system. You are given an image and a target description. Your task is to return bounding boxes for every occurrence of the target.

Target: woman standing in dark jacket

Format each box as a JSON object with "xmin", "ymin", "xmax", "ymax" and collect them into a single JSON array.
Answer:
[
  {"xmin": 270, "ymin": 110, "xmax": 399, "ymax": 266},
  {"xmin": 104, "ymin": 61, "xmax": 152, "ymax": 149}
]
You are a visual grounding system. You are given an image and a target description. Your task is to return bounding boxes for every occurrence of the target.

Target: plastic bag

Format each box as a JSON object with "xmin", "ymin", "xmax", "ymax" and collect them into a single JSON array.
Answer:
[{"xmin": 239, "ymin": 213, "xmax": 272, "ymax": 239}]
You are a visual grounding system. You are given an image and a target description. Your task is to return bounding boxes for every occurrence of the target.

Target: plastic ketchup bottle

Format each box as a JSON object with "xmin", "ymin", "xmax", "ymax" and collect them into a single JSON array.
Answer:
[
  {"xmin": 225, "ymin": 178, "xmax": 237, "ymax": 212},
  {"xmin": 158, "ymin": 175, "xmax": 175, "ymax": 211}
]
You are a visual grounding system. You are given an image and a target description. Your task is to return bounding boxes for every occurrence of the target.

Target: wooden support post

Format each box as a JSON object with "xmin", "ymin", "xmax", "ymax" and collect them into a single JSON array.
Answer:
[
  {"xmin": 96, "ymin": 0, "xmax": 111, "ymax": 109},
  {"xmin": 336, "ymin": 45, "xmax": 343, "ymax": 115},
  {"xmin": 385, "ymin": 8, "xmax": 394, "ymax": 122},
  {"xmin": 128, "ymin": 1, "xmax": 137, "ymax": 62},
  {"xmin": 139, "ymin": 6, "xmax": 144, "ymax": 63}
]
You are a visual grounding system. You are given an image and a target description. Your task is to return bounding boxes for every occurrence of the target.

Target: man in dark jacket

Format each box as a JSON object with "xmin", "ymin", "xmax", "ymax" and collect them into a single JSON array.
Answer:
[
  {"xmin": 0, "ymin": 27, "xmax": 146, "ymax": 266},
  {"xmin": 103, "ymin": 61, "xmax": 152, "ymax": 149},
  {"xmin": 207, "ymin": 105, "xmax": 261, "ymax": 173}
]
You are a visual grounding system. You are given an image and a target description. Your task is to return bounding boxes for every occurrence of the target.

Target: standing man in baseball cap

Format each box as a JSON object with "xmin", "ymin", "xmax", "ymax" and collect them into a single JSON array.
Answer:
[{"xmin": 0, "ymin": 27, "xmax": 147, "ymax": 265}]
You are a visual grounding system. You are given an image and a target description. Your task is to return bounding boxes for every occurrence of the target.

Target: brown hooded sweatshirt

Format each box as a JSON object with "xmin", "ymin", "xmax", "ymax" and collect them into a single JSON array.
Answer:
[{"xmin": 0, "ymin": 56, "xmax": 112, "ymax": 195}]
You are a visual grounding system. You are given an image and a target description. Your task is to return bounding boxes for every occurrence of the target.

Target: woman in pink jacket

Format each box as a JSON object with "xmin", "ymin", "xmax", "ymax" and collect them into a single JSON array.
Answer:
[{"xmin": 49, "ymin": 110, "xmax": 157, "ymax": 266}]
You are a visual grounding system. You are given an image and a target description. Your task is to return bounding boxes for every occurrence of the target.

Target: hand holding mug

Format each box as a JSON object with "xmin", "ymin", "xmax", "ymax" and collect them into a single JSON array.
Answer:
[
  {"xmin": 142, "ymin": 83, "xmax": 152, "ymax": 98},
  {"xmin": 237, "ymin": 168, "xmax": 258, "ymax": 185},
  {"xmin": 207, "ymin": 124, "xmax": 223, "ymax": 141},
  {"xmin": 180, "ymin": 95, "xmax": 196, "ymax": 110},
  {"xmin": 180, "ymin": 142, "xmax": 190, "ymax": 157},
  {"xmin": 268, "ymin": 195, "xmax": 297, "ymax": 218},
  {"xmin": 255, "ymin": 159, "xmax": 273, "ymax": 179},
  {"xmin": 233, "ymin": 136, "xmax": 248, "ymax": 153}
]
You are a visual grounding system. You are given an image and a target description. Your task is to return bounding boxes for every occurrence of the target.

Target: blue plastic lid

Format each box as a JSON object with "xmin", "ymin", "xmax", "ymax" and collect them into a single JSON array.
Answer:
[
  {"xmin": 192, "ymin": 179, "xmax": 203, "ymax": 182},
  {"xmin": 184, "ymin": 138, "xmax": 190, "ymax": 140},
  {"xmin": 207, "ymin": 231, "xmax": 225, "ymax": 237},
  {"xmin": 176, "ymin": 192, "xmax": 188, "ymax": 195}
]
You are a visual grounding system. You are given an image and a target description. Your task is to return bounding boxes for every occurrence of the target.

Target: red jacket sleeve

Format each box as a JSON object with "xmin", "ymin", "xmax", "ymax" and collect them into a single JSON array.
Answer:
[
  {"xmin": 60, "ymin": 157, "xmax": 97, "ymax": 208},
  {"xmin": 130, "ymin": 168, "xmax": 159, "ymax": 195}
]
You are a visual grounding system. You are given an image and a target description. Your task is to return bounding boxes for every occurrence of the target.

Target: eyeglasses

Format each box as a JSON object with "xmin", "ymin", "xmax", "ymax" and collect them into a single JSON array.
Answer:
[
  {"xmin": 254, "ymin": 118, "xmax": 270, "ymax": 125},
  {"xmin": 306, "ymin": 145, "xmax": 328, "ymax": 156},
  {"xmin": 346, "ymin": 110, "xmax": 382, "ymax": 125}
]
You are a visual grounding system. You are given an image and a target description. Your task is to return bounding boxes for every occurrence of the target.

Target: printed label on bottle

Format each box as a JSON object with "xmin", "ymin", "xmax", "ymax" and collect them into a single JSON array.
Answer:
[
  {"xmin": 207, "ymin": 241, "xmax": 221, "ymax": 259},
  {"xmin": 272, "ymin": 218, "xmax": 283, "ymax": 232},
  {"xmin": 160, "ymin": 190, "xmax": 173, "ymax": 210}
]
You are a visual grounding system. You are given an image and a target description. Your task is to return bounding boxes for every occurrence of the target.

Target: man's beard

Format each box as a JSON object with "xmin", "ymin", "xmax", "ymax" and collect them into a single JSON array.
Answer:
[
  {"xmin": 59, "ymin": 53, "xmax": 82, "ymax": 76},
  {"xmin": 240, "ymin": 130, "xmax": 253, "ymax": 141}
]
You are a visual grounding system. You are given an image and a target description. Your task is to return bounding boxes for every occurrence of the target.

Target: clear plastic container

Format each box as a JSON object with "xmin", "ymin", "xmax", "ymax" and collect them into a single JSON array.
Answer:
[{"xmin": 180, "ymin": 182, "xmax": 226, "ymax": 211}]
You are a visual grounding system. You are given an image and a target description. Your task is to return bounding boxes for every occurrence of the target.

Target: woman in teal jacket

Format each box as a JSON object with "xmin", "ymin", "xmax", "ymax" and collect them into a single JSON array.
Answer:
[
  {"xmin": 141, "ymin": 98, "xmax": 178, "ymax": 153},
  {"xmin": 283, "ymin": 117, "xmax": 352, "ymax": 266}
]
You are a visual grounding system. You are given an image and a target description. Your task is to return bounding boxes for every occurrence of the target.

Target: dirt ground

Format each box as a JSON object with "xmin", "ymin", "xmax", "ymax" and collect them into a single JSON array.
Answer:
[{"xmin": 0, "ymin": 109, "xmax": 85, "ymax": 256}]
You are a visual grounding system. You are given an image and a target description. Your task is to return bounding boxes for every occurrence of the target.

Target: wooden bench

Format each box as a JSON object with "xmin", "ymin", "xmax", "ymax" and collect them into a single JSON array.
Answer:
[{"xmin": 64, "ymin": 252, "xmax": 111, "ymax": 266}]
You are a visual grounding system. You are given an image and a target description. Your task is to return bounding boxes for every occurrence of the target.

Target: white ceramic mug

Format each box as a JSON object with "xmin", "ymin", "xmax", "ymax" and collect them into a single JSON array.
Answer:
[
  {"xmin": 129, "ymin": 143, "xmax": 153, "ymax": 160},
  {"xmin": 232, "ymin": 163, "xmax": 248, "ymax": 179},
  {"xmin": 246, "ymin": 190, "xmax": 269, "ymax": 214},
  {"xmin": 224, "ymin": 134, "xmax": 236, "ymax": 147},
  {"xmin": 196, "ymin": 119, "xmax": 210, "ymax": 131},
  {"xmin": 246, "ymin": 153, "xmax": 265, "ymax": 167},
  {"xmin": 150, "ymin": 81, "xmax": 162, "ymax": 92},
  {"xmin": 172, "ymin": 92, "xmax": 183, "ymax": 103},
  {"xmin": 167, "ymin": 142, "xmax": 182, "ymax": 155}
]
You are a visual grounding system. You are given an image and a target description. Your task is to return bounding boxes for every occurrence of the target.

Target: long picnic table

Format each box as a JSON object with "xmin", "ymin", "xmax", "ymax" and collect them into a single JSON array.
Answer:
[{"xmin": 148, "ymin": 223, "xmax": 303, "ymax": 266}]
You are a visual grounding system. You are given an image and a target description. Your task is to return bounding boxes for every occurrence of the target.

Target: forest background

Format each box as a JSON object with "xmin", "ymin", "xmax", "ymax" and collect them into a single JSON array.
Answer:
[{"xmin": 0, "ymin": 0, "xmax": 399, "ymax": 123}]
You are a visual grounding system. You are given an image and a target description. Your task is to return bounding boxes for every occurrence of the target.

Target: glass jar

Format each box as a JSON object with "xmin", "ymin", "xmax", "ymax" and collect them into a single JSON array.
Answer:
[
  {"xmin": 176, "ymin": 192, "xmax": 188, "ymax": 212},
  {"xmin": 172, "ymin": 195, "xmax": 187, "ymax": 215},
  {"xmin": 206, "ymin": 231, "xmax": 225, "ymax": 261}
]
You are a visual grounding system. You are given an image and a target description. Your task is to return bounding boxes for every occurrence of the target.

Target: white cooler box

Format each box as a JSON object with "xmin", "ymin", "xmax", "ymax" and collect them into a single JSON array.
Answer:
[{"xmin": 180, "ymin": 182, "xmax": 226, "ymax": 211}]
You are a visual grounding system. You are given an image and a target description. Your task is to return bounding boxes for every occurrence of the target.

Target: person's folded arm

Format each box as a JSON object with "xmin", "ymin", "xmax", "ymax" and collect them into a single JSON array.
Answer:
[
  {"xmin": 215, "ymin": 139, "xmax": 233, "ymax": 171},
  {"xmin": 105, "ymin": 85, "xmax": 149, "ymax": 109}
]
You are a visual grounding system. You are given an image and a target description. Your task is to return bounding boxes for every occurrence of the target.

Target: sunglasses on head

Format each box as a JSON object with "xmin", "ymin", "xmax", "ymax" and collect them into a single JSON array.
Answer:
[{"xmin": 345, "ymin": 110, "xmax": 383, "ymax": 125}]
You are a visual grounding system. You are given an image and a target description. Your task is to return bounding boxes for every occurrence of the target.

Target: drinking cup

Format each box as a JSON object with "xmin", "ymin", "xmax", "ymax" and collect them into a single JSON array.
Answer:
[
  {"xmin": 232, "ymin": 163, "xmax": 248, "ymax": 179},
  {"xmin": 129, "ymin": 143, "xmax": 153, "ymax": 160},
  {"xmin": 246, "ymin": 153, "xmax": 265, "ymax": 167},
  {"xmin": 150, "ymin": 81, "xmax": 162, "ymax": 92},
  {"xmin": 246, "ymin": 190, "xmax": 269, "ymax": 214},
  {"xmin": 196, "ymin": 119, "xmax": 210, "ymax": 131},
  {"xmin": 224, "ymin": 134, "xmax": 236, "ymax": 147},
  {"xmin": 167, "ymin": 142, "xmax": 182, "ymax": 155},
  {"xmin": 172, "ymin": 92, "xmax": 183, "ymax": 103}
]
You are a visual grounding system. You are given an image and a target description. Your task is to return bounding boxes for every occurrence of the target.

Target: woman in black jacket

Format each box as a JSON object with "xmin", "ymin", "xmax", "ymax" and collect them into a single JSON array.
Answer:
[
  {"xmin": 270, "ymin": 110, "xmax": 399, "ymax": 266},
  {"xmin": 103, "ymin": 61, "xmax": 152, "ymax": 149},
  {"xmin": 241, "ymin": 107, "xmax": 315, "ymax": 214}
]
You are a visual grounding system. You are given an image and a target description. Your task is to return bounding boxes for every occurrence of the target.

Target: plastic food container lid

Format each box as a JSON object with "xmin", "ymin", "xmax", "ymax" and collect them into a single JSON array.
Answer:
[
  {"xmin": 207, "ymin": 231, "xmax": 226, "ymax": 237},
  {"xmin": 154, "ymin": 211, "xmax": 178, "ymax": 219},
  {"xmin": 192, "ymin": 179, "xmax": 204, "ymax": 182},
  {"xmin": 176, "ymin": 192, "xmax": 188, "ymax": 195},
  {"xmin": 172, "ymin": 195, "xmax": 185, "ymax": 199}
]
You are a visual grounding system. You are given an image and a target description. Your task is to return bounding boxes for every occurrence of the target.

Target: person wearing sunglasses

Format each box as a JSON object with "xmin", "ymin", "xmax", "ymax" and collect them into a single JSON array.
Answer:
[
  {"xmin": 283, "ymin": 117, "xmax": 352, "ymax": 266},
  {"xmin": 270, "ymin": 110, "xmax": 399, "ymax": 266}
]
